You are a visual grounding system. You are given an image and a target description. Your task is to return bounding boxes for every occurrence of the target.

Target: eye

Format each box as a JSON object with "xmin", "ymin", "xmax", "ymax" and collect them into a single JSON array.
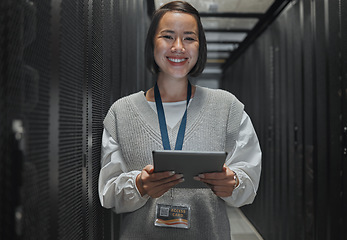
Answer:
[
  {"xmin": 185, "ymin": 37, "xmax": 196, "ymax": 41},
  {"xmin": 162, "ymin": 35, "xmax": 173, "ymax": 40}
]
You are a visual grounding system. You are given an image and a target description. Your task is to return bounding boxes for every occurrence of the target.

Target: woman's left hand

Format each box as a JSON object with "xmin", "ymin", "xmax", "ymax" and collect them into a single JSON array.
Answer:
[{"xmin": 194, "ymin": 164, "xmax": 238, "ymax": 197}]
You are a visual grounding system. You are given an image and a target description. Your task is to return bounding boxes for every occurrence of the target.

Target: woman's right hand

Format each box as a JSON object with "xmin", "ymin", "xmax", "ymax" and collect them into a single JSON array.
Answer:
[{"xmin": 136, "ymin": 165, "xmax": 184, "ymax": 198}]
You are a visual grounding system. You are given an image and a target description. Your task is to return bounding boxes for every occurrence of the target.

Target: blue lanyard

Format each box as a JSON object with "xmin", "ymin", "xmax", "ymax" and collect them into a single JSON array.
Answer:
[{"xmin": 154, "ymin": 81, "xmax": 192, "ymax": 150}]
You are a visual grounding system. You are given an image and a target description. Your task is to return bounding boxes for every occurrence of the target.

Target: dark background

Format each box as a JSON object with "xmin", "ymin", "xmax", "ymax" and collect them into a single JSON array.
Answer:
[{"xmin": 1, "ymin": 0, "xmax": 346, "ymax": 239}]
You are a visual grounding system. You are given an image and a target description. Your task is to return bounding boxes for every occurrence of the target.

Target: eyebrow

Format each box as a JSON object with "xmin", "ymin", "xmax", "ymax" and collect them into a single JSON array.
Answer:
[
  {"xmin": 160, "ymin": 30, "xmax": 197, "ymax": 35},
  {"xmin": 183, "ymin": 31, "xmax": 197, "ymax": 35}
]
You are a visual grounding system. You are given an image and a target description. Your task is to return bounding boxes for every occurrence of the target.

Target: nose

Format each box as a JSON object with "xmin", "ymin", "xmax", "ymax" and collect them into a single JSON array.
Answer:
[{"xmin": 171, "ymin": 38, "xmax": 185, "ymax": 53}]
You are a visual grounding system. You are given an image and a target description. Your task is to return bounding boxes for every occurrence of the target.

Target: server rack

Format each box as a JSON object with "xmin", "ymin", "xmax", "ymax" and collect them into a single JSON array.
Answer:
[
  {"xmin": 222, "ymin": 0, "xmax": 347, "ymax": 239},
  {"xmin": 0, "ymin": 0, "xmax": 150, "ymax": 239}
]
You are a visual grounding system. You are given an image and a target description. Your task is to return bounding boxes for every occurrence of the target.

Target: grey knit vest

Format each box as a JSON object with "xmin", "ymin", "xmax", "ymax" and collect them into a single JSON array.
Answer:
[{"xmin": 104, "ymin": 86, "xmax": 244, "ymax": 240}]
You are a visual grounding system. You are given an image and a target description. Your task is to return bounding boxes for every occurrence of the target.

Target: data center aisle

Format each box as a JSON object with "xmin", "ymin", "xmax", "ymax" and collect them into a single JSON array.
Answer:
[{"xmin": 227, "ymin": 207, "xmax": 263, "ymax": 240}]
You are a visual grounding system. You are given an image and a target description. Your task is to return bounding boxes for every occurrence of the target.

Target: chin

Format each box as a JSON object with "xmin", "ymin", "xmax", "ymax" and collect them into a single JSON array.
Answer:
[{"xmin": 168, "ymin": 70, "xmax": 191, "ymax": 79}]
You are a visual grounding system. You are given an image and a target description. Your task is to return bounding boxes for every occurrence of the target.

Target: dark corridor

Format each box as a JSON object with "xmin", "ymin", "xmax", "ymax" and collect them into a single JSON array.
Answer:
[{"xmin": 1, "ymin": 0, "xmax": 346, "ymax": 239}]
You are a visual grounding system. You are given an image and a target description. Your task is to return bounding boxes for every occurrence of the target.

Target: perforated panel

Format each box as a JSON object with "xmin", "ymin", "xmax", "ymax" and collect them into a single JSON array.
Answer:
[
  {"xmin": 21, "ymin": 0, "xmax": 52, "ymax": 239},
  {"xmin": 0, "ymin": 1, "xmax": 17, "ymax": 239},
  {"xmin": 57, "ymin": 0, "xmax": 85, "ymax": 239},
  {"xmin": 89, "ymin": 0, "xmax": 106, "ymax": 238}
]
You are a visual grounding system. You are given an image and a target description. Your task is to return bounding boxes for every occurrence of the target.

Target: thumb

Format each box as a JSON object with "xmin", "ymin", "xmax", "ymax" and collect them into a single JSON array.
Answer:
[
  {"xmin": 144, "ymin": 164, "xmax": 154, "ymax": 174},
  {"xmin": 222, "ymin": 164, "xmax": 228, "ymax": 172}
]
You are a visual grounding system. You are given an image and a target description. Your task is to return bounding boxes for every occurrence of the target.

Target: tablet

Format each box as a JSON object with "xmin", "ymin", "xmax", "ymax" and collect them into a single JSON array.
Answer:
[{"xmin": 152, "ymin": 150, "xmax": 227, "ymax": 188}]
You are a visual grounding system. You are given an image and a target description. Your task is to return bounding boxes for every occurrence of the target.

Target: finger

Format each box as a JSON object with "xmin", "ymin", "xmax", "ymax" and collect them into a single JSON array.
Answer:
[
  {"xmin": 198, "ymin": 177, "xmax": 236, "ymax": 190},
  {"xmin": 143, "ymin": 174, "xmax": 184, "ymax": 193},
  {"xmin": 142, "ymin": 170, "xmax": 177, "ymax": 183},
  {"xmin": 154, "ymin": 177, "xmax": 184, "ymax": 194},
  {"xmin": 198, "ymin": 178, "xmax": 220, "ymax": 186},
  {"xmin": 150, "ymin": 171, "xmax": 176, "ymax": 181},
  {"xmin": 198, "ymin": 177, "xmax": 233, "ymax": 185},
  {"xmin": 148, "ymin": 177, "xmax": 184, "ymax": 198},
  {"xmin": 154, "ymin": 174, "xmax": 184, "ymax": 186},
  {"xmin": 145, "ymin": 173, "xmax": 182, "ymax": 187},
  {"xmin": 198, "ymin": 171, "xmax": 227, "ymax": 180}
]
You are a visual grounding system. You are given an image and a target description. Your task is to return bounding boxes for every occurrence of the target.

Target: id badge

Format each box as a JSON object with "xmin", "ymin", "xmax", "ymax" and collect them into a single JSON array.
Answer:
[{"xmin": 155, "ymin": 204, "xmax": 190, "ymax": 229}]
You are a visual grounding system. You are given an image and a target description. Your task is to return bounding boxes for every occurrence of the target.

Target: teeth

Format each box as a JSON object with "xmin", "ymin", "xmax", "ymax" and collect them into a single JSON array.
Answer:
[{"xmin": 168, "ymin": 58, "xmax": 186, "ymax": 63}]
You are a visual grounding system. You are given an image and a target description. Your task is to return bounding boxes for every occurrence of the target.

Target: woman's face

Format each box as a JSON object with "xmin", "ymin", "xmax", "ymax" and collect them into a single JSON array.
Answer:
[{"xmin": 153, "ymin": 11, "xmax": 199, "ymax": 80}]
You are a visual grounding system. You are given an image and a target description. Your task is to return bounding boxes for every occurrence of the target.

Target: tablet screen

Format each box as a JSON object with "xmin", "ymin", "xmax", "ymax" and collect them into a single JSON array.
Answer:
[{"xmin": 152, "ymin": 150, "xmax": 227, "ymax": 188}]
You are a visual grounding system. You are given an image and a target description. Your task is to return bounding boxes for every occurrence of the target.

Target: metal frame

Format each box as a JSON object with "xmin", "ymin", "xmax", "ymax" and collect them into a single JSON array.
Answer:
[
  {"xmin": 200, "ymin": 12, "xmax": 263, "ymax": 18},
  {"xmin": 223, "ymin": 0, "xmax": 292, "ymax": 68}
]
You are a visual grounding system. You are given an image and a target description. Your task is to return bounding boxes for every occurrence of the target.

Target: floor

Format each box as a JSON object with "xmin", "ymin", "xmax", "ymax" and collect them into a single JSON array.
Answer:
[{"xmin": 226, "ymin": 206, "xmax": 264, "ymax": 240}]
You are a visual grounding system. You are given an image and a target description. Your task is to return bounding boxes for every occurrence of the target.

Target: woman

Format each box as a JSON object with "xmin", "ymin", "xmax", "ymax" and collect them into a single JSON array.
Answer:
[{"xmin": 99, "ymin": 1, "xmax": 261, "ymax": 239}]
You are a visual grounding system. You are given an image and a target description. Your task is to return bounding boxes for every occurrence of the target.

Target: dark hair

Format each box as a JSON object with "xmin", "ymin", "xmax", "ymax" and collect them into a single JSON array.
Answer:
[{"xmin": 145, "ymin": 1, "xmax": 207, "ymax": 77}]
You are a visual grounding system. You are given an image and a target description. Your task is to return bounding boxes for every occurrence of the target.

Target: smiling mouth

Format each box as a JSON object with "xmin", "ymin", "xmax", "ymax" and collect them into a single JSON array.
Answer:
[{"xmin": 167, "ymin": 57, "xmax": 187, "ymax": 63}]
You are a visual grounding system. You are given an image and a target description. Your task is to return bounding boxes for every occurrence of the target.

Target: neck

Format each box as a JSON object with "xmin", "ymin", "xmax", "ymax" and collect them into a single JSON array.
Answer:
[
  {"xmin": 146, "ymin": 74, "xmax": 195, "ymax": 102},
  {"xmin": 157, "ymin": 75, "xmax": 188, "ymax": 102}
]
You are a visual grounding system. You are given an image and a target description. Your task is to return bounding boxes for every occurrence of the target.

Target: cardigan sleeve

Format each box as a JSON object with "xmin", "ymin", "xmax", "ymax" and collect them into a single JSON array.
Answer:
[
  {"xmin": 98, "ymin": 129, "xmax": 150, "ymax": 213},
  {"xmin": 222, "ymin": 111, "xmax": 262, "ymax": 207}
]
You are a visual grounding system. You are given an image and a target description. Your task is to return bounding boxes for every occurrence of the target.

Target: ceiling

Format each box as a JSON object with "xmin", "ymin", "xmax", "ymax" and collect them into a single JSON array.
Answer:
[{"xmin": 151, "ymin": 0, "xmax": 290, "ymax": 81}]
